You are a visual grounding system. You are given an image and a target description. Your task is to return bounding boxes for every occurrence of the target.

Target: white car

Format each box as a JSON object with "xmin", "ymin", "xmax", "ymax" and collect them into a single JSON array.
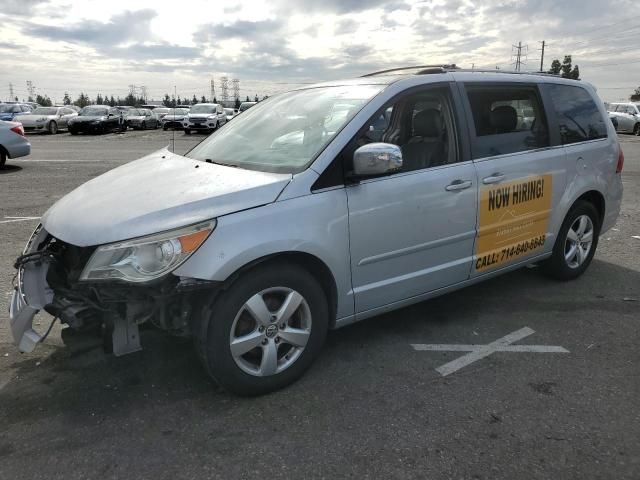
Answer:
[
  {"xmin": 14, "ymin": 106, "xmax": 78, "ymax": 134},
  {"xmin": 224, "ymin": 108, "xmax": 235, "ymax": 123},
  {"xmin": 183, "ymin": 103, "xmax": 226, "ymax": 134},
  {"xmin": 0, "ymin": 120, "xmax": 30, "ymax": 167},
  {"xmin": 608, "ymin": 102, "xmax": 640, "ymax": 135}
]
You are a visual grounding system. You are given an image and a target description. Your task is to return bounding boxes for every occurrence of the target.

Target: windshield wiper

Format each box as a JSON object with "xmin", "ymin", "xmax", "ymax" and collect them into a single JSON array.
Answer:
[{"xmin": 204, "ymin": 159, "xmax": 238, "ymax": 168}]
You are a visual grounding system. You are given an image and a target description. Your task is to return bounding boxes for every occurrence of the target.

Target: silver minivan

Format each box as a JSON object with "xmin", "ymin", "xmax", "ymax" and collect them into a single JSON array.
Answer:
[{"xmin": 9, "ymin": 67, "xmax": 624, "ymax": 395}]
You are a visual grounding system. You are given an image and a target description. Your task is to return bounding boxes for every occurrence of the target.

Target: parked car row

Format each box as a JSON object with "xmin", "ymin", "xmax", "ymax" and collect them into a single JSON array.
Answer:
[{"xmin": 1, "ymin": 101, "xmax": 259, "ymax": 136}]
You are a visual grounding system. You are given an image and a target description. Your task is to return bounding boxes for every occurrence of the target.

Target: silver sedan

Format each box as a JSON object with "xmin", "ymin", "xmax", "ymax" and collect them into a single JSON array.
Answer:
[
  {"xmin": 13, "ymin": 106, "xmax": 78, "ymax": 134},
  {"xmin": 0, "ymin": 120, "xmax": 31, "ymax": 168}
]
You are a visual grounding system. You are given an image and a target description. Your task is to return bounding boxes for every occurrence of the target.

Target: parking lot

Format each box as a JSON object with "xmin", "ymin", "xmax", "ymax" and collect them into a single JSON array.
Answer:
[{"xmin": 1, "ymin": 130, "xmax": 639, "ymax": 479}]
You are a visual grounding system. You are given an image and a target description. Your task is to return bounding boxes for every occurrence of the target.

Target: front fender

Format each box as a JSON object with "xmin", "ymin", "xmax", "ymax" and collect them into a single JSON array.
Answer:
[{"xmin": 175, "ymin": 189, "xmax": 354, "ymax": 319}]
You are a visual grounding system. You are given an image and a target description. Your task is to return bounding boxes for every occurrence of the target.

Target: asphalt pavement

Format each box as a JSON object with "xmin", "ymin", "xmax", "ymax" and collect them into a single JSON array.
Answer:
[{"xmin": 0, "ymin": 129, "xmax": 639, "ymax": 480}]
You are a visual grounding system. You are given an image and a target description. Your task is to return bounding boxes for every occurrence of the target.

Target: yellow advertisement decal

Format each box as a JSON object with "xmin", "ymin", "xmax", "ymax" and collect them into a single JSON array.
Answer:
[{"xmin": 475, "ymin": 174, "xmax": 552, "ymax": 271}]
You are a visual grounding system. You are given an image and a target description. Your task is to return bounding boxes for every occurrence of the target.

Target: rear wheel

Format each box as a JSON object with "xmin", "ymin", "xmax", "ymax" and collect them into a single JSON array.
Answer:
[
  {"xmin": 48, "ymin": 121, "xmax": 58, "ymax": 134},
  {"xmin": 543, "ymin": 201, "xmax": 600, "ymax": 280},
  {"xmin": 69, "ymin": 129, "xmax": 78, "ymax": 135},
  {"xmin": 634, "ymin": 123, "xmax": 640, "ymax": 136},
  {"xmin": 0, "ymin": 150, "xmax": 6, "ymax": 168},
  {"xmin": 141, "ymin": 121, "xmax": 146, "ymax": 130},
  {"xmin": 184, "ymin": 129, "xmax": 191, "ymax": 135},
  {"xmin": 196, "ymin": 263, "xmax": 329, "ymax": 396}
]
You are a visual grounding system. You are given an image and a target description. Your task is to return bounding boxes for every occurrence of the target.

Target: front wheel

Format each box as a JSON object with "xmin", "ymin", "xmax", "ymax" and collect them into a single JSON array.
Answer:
[
  {"xmin": 196, "ymin": 263, "xmax": 329, "ymax": 396},
  {"xmin": 543, "ymin": 201, "xmax": 600, "ymax": 280},
  {"xmin": 184, "ymin": 129, "xmax": 191, "ymax": 135},
  {"xmin": 48, "ymin": 121, "xmax": 58, "ymax": 134},
  {"xmin": 141, "ymin": 121, "xmax": 146, "ymax": 130}
]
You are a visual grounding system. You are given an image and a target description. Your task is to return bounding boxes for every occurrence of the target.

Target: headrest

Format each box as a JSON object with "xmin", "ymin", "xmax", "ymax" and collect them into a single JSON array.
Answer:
[
  {"xmin": 412, "ymin": 108, "xmax": 442, "ymax": 138},
  {"xmin": 490, "ymin": 105, "xmax": 518, "ymax": 133}
]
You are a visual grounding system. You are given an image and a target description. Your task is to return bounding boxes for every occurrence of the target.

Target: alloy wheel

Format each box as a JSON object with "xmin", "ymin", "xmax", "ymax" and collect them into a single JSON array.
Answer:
[
  {"xmin": 229, "ymin": 287, "xmax": 312, "ymax": 377},
  {"xmin": 564, "ymin": 214, "xmax": 594, "ymax": 269}
]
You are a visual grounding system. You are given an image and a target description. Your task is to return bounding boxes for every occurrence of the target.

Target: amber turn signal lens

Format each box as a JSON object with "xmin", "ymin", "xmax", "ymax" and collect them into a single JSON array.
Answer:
[{"xmin": 178, "ymin": 229, "xmax": 211, "ymax": 253}]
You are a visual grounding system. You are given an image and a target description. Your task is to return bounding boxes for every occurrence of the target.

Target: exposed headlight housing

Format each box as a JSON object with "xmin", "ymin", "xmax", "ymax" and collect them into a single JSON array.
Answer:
[{"xmin": 80, "ymin": 220, "xmax": 215, "ymax": 283}]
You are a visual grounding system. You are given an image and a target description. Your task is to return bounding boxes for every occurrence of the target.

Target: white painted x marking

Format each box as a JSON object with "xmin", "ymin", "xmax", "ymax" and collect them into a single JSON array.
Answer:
[{"xmin": 411, "ymin": 327, "xmax": 569, "ymax": 376}]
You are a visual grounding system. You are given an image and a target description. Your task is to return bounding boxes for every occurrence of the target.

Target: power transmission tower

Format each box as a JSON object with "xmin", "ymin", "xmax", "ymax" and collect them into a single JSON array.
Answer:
[
  {"xmin": 140, "ymin": 86, "xmax": 148, "ymax": 102},
  {"xmin": 539, "ymin": 40, "xmax": 546, "ymax": 72},
  {"xmin": 128, "ymin": 84, "xmax": 138, "ymax": 97},
  {"xmin": 9, "ymin": 83, "xmax": 14, "ymax": 101},
  {"xmin": 511, "ymin": 42, "xmax": 528, "ymax": 71},
  {"xmin": 220, "ymin": 76, "xmax": 229, "ymax": 104},
  {"xmin": 232, "ymin": 78, "xmax": 240, "ymax": 101},
  {"xmin": 210, "ymin": 79, "xmax": 215, "ymax": 102},
  {"xmin": 26, "ymin": 80, "xmax": 35, "ymax": 99}
]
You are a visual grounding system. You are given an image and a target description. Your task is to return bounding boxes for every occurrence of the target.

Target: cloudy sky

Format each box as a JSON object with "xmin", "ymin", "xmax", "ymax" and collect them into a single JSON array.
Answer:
[{"xmin": 0, "ymin": 0, "xmax": 638, "ymax": 103}]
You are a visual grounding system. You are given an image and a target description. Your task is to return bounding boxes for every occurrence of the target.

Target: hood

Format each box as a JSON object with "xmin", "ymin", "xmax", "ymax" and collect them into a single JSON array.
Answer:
[
  {"xmin": 127, "ymin": 115, "xmax": 145, "ymax": 120},
  {"xmin": 188, "ymin": 113, "xmax": 216, "ymax": 119},
  {"xmin": 42, "ymin": 148, "xmax": 292, "ymax": 246},
  {"xmin": 14, "ymin": 114, "xmax": 55, "ymax": 122},
  {"xmin": 71, "ymin": 115, "xmax": 106, "ymax": 123},
  {"xmin": 164, "ymin": 115, "xmax": 185, "ymax": 120}
]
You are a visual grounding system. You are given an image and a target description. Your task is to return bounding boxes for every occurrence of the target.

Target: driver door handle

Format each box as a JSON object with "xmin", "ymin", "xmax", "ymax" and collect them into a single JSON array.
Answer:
[
  {"xmin": 482, "ymin": 173, "xmax": 505, "ymax": 184},
  {"xmin": 445, "ymin": 180, "xmax": 473, "ymax": 191}
]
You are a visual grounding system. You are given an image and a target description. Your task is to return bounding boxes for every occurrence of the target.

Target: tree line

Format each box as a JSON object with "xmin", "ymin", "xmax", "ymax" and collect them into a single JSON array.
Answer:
[
  {"xmin": 548, "ymin": 55, "xmax": 580, "ymax": 79},
  {"xmin": 59, "ymin": 92, "xmax": 266, "ymax": 109}
]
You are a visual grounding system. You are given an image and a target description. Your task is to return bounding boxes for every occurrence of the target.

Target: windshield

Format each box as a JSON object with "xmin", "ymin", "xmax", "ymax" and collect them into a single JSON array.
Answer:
[
  {"xmin": 186, "ymin": 85, "xmax": 383, "ymax": 173},
  {"xmin": 169, "ymin": 108, "xmax": 188, "ymax": 115},
  {"xmin": 127, "ymin": 109, "xmax": 141, "ymax": 116},
  {"xmin": 154, "ymin": 108, "xmax": 169, "ymax": 113},
  {"xmin": 190, "ymin": 104, "xmax": 216, "ymax": 114},
  {"xmin": 33, "ymin": 107, "xmax": 59, "ymax": 115},
  {"xmin": 81, "ymin": 107, "xmax": 108, "ymax": 116}
]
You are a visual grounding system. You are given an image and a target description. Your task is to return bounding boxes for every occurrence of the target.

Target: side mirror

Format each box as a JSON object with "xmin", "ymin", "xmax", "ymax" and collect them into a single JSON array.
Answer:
[{"xmin": 352, "ymin": 143, "xmax": 403, "ymax": 177}]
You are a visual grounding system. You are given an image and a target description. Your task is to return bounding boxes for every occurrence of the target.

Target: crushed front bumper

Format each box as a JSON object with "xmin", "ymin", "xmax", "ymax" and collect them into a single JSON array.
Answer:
[{"xmin": 8, "ymin": 227, "xmax": 54, "ymax": 353}]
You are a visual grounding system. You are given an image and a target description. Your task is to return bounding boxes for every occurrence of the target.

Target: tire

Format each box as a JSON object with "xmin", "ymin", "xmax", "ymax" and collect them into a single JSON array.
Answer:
[
  {"xmin": 634, "ymin": 123, "xmax": 640, "ymax": 136},
  {"xmin": 184, "ymin": 129, "xmax": 191, "ymax": 135},
  {"xmin": 141, "ymin": 121, "xmax": 146, "ymax": 130},
  {"xmin": 543, "ymin": 201, "xmax": 600, "ymax": 281},
  {"xmin": 0, "ymin": 150, "xmax": 6, "ymax": 168},
  {"xmin": 48, "ymin": 121, "xmax": 58, "ymax": 135},
  {"xmin": 163, "ymin": 125, "xmax": 168, "ymax": 131},
  {"xmin": 69, "ymin": 129, "xmax": 78, "ymax": 135},
  {"xmin": 196, "ymin": 263, "xmax": 329, "ymax": 396}
]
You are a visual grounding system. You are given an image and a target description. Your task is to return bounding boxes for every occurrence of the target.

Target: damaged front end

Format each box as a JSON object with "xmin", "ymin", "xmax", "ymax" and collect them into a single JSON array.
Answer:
[{"xmin": 10, "ymin": 225, "xmax": 217, "ymax": 356}]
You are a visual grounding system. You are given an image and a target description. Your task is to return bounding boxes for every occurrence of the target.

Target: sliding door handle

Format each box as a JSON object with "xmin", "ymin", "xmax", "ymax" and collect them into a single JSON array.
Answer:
[
  {"xmin": 482, "ymin": 173, "xmax": 505, "ymax": 184},
  {"xmin": 445, "ymin": 180, "xmax": 473, "ymax": 191}
]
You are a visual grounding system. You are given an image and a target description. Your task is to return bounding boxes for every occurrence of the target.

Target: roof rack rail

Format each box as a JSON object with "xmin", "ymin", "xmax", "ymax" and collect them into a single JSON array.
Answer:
[
  {"xmin": 361, "ymin": 64, "xmax": 459, "ymax": 77},
  {"xmin": 454, "ymin": 69, "xmax": 563, "ymax": 78}
]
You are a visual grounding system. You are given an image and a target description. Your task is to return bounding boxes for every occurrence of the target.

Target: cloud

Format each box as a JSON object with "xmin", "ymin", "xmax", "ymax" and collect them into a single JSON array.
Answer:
[
  {"xmin": 334, "ymin": 19, "xmax": 358, "ymax": 35},
  {"xmin": 383, "ymin": 1, "xmax": 412, "ymax": 12},
  {"xmin": 274, "ymin": 0, "xmax": 389, "ymax": 14},
  {"xmin": 0, "ymin": 0, "xmax": 48, "ymax": 16},
  {"xmin": 0, "ymin": 41, "xmax": 28, "ymax": 51},
  {"xmin": 105, "ymin": 43, "xmax": 201, "ymax": 60},
  {"xmin": 23, "ymin": 9, "xmax": 156, "ymax": 45}
]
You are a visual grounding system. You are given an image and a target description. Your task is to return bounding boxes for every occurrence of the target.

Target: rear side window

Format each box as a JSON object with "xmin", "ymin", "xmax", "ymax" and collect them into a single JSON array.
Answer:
[
  {"xmin": 465, "ymin": 85, "xmax": 550, "ymax": 158},
  {"xmin": 547, "ymin": 84, "xmax": 607, "ymax": 144}
]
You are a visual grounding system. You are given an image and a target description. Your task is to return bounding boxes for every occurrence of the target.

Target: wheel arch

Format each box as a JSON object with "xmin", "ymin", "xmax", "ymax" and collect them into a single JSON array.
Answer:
[
  {"xmin": 573, "ymin": 189, "xmax": 605, "ymax": 227},
  {"xmin": 222, "ymin": 251, "xmax": 339, "ymax": 327}
]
